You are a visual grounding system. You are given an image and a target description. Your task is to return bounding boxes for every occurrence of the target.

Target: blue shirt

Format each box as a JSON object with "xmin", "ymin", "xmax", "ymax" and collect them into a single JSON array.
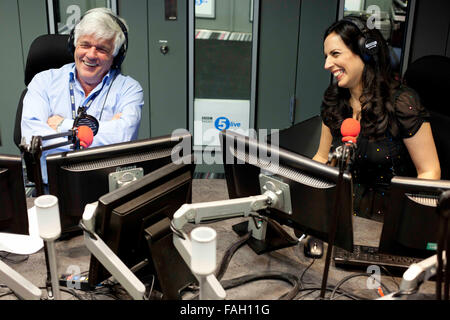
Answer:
[{"xmin": 21, "ymin": 63, "xmax": 144, "ymax": 184}]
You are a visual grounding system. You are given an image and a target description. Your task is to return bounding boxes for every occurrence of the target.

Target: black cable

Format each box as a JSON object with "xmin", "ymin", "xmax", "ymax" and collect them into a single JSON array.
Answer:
[
  {"xmin": 330, "ymin": 272, "xmax": 391, "ymax": 300},
  {"xmin": 98, "ymin": 71, "xmax": 118, "ymax": 121},
  {"xmin": 215, "ymin": 231, "xmax": 252, "ymax": 281},
  {"xmin": 170, "ymin": 221, "xmax": 186, "ymax": 240},
  {"xmin": 183, "ymin": 223, "xmax": 301, "ymax": 300},
  {"xmin": 0, "ymin": 290, "xmax": 15, "ymax": 299},
  {"xmin": 0, "ymin": 252, "xmax": 30, "ymax": 264},
  {"xmin": 59, "ymin": 287, "xmax": 85, "ymax": 300},
  {"xmin": 220, "ymin": 271, "xmax": 301, "ymax": 300},
  {"xmin": 299, "ymin": 259, "xmax": 316, "ymax": 285},
  {"xmin": 38, "ymin": 285, "xmax": 86, "ymax": 300},
  {"xmin": 380, "ymin": 265, "xmax": 400, "ymax": 290},
  {"xmin": 296, "ymin": 288, "xmax": 317, "ymax": 300},
  {"xmin": 295, "ymin": 286, "xmax": 367, "ymax": 300}
]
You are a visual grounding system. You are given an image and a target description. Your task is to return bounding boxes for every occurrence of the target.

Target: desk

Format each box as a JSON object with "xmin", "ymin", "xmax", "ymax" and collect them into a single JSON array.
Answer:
[{"xmin": 0, "ymin": 179, "xmax": 437, "ymax": 300}]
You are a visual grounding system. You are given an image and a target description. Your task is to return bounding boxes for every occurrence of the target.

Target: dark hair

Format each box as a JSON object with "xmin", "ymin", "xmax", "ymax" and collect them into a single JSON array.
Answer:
[{"xmin": 321, "ymin": 16, "xmax": 400, "ymax": 138}]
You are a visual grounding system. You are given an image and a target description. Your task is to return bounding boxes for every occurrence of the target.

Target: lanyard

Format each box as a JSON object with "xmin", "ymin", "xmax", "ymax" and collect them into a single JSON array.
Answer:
[{"xmin": 69, "ymin": 74, "xmax": 104, "ymax": 120}]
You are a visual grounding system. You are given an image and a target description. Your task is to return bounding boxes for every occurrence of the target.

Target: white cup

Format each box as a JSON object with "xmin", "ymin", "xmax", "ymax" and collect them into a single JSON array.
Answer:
[
  {"xmin": 190, "ymin": 227, "xmax": 217, "ymax": 276},
  {"xmin": 34, "ymin": 195, "xmax": 61, "ymax": 240}
]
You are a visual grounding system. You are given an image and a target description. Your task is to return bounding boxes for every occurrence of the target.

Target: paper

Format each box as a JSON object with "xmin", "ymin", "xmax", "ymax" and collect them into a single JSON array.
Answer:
[{"xmin": 0, "ymin": 206, "xmax": 44, "ymax": 255}]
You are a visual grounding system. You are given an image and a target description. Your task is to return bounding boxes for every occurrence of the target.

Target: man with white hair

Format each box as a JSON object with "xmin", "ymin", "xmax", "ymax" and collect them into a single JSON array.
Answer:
[{"xmin": 21, "ymin": 8, "xmax": 143, "ymax": 185}]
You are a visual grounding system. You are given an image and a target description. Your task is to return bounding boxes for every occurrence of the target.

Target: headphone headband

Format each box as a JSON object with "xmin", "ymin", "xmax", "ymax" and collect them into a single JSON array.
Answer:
[{"xmin": 68, "ymin": 11, "xmax": 128, "ymax": 69}]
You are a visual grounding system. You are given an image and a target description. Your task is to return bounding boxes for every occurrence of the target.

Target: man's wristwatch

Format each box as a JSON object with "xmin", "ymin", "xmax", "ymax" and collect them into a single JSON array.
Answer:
[{"xmin": 56, "ymin": 119, "xmax": 64, "ymax": 133}]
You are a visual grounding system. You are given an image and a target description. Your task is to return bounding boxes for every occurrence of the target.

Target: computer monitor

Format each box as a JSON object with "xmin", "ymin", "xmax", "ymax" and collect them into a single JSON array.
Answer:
[
  {"xmin": 46, "ymin": 132, "xmax": 191, "ymax": 234},
  {"xmin": 220, "ymin": 130, "xmax": 354, "ymax": 252},
  {"xmin": 379, "ymin": 176, "xmax": 450, "ymax": 259},
  {"xmin": 0, "ymin": 154, "xmax": 29, "ymax": 235},
  {"xmin": 87, "ymin": 158, "xmax": 196, "ymax": 298}
]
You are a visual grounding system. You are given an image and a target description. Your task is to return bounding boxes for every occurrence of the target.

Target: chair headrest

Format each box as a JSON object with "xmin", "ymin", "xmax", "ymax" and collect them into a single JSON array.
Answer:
[
  {"xmin": 403, "ymin": 55, "xmax": 450, "ymax": 116},
  {"xmin": 25, "ymin": 34, "xmax": 74, "ymax": 86}
]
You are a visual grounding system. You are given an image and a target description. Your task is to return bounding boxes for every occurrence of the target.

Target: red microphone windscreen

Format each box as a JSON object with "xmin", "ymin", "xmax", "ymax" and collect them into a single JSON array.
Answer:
[
  {"xmin": 77, "ymin": 125, "xmax": 94, "ymax": 148},
  {"xmin": 340, "ymin": 118, "xmax": 360, "ymax": 143}
]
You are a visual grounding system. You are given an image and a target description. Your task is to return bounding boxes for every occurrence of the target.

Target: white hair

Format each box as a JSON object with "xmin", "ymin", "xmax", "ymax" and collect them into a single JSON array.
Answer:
[{"xmin": 73, "ymin": 7, "xmax": 128, "ymax": 57}]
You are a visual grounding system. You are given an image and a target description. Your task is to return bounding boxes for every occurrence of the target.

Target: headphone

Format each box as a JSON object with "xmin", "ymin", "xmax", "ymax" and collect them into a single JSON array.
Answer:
[
  {"xmin": 68, "ymin": 11, "xmax": 128, "ymax": 69},
  {"xmin": 342, "ymin": 16, "xmax": 379, "ymax": 62}
]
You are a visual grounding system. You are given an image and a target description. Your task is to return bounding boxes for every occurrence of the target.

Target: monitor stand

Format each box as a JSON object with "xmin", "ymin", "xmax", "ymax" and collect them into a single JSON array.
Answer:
[
  {"xmin": 145, "ymin": 217, "xmax": 198, "ymax": 299},
  {"xmin": 232, "ymin": 218, "xmax": 298, "ymax": 255},
  {"xmin": 0, "ymin": 259, "xmax": 42, "ymax": 300}
]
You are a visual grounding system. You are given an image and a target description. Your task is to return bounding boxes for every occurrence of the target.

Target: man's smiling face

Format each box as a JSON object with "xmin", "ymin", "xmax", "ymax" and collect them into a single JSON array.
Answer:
[{"xmin": 74, "ymin": 34, "xmax": 115, "ymax": 92}]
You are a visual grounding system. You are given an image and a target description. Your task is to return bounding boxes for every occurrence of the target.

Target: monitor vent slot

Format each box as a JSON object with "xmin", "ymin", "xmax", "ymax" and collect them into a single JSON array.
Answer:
[
  {"xmin": 406, "ymin": 194, "xmax": 438, "ymax": 207},
  {"xmin": 62, "ymin": 148, "xmax": 173, "ymax": 171},
  {"xmin": 232, "ymin": 146, "xmax": 334, "ymax": 189}
]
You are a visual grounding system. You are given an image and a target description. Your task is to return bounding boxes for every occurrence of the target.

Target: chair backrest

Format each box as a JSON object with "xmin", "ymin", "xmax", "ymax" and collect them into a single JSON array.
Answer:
[
  {"xmin": 24, "ymin": 34, "xmax": 74, "ymax": 86},
  {"xmin": 15, "ymin": 34, "xmax": 74, "ymax": 149},
  {"xmin": 267, "ymin": 115, "xmax": 322, "ymax": 159},
  {"xmin": 403, "ymin": 55, "xmax": 450, "ymax": 179}
]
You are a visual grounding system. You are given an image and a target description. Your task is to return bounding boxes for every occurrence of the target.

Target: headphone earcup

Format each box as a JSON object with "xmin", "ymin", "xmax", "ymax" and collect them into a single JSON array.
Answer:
[
  {"xmin": 112, "ymin": 45, "xmax": 126, "ymax": 69},
  {"xmin": 67, "ymin": 28, "xmax": 76, "ymax": 55},
  {"xmin": 343, "ymin": 16, "xmax": 378, "ymax": 61},
  {"xmin": 360, "ymin": 36, "xmax": 378, "ymax": 62}
]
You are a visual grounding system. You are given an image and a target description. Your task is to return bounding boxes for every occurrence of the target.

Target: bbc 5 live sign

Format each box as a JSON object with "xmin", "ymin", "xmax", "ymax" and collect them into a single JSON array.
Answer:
[{"xmin": 193, "ymin": 98, "xmax": 250, "ymax": 147}]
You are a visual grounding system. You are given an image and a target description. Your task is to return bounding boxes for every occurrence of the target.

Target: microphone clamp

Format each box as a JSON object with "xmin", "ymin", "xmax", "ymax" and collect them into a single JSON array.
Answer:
[{"xmin": 327, "ymin": 141, "xmax": 356, "ymax": 170}]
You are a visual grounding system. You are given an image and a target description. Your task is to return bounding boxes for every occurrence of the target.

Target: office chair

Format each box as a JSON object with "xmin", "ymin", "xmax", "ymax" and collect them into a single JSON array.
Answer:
[
  {"xmin": 268, "ymin": 115, "xmax": 322, "ymax": 159},
  {"xmin": 14, "ymin": 34, "xmax": 74, "ymax": 150},
  {"xmin": 403, "ymin": 55, "xmax": 450, "ymax": 180}
]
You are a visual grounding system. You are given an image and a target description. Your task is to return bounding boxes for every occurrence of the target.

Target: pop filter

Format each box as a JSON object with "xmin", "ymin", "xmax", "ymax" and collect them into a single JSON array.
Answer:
[{"xmin": 73, "ymin": 107, "xmax": 99, "ymax": 136}]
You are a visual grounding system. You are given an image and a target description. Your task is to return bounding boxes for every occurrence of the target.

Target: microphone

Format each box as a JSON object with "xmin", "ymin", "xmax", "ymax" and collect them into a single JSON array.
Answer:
[
  {"xmin": 73, "ymin": 107, "xmax": 99, "ymax": 136},
  {"xmin": 39, "ymin": 107, "xmax": 98, "ymax": 151},
  {"xmin": 76, "ymin": 125, "xmax": 94, "ymax": 149},
  {"xmin": 340, "ymin": 118, "xmax": 360, "ymax": 144},
  {"xmin": 39, "ymin": 125, "xmax": 94, "ymax": 151},
  {"xmin": 327, "ymin": 118, "xmax": 360, "ymax": 167}
]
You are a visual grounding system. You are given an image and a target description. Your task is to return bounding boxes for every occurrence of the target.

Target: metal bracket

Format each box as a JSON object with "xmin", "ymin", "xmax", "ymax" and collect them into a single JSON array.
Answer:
[
  {"xmin": 259, "ymin": 174, "xmax": 293, "ymax": 215},
  {"xmin": 108, "ymin": 168, "xmax": 144, "ymax": 192}
]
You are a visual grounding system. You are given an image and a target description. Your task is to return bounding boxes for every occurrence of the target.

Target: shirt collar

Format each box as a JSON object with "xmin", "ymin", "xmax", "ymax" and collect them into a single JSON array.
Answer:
[{"xmin": 69, "ymin": 63, "xmax": 116, "ymax": 89}]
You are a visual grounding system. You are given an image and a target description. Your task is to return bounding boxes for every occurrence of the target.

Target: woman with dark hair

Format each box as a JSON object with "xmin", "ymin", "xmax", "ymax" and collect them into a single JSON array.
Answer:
[{"xmin": 313, "ymin": 16, "xmax": 440, "ymax": 221}]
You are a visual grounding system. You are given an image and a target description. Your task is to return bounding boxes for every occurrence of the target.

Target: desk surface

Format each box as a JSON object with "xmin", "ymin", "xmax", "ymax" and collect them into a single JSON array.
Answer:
[{"xmin": 1, "ymin": 179, "xmax": 436, "ymax": 300}]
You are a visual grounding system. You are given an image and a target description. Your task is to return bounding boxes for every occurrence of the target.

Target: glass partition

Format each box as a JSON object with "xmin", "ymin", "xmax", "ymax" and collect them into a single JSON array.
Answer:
[
  {"xmin": 189, "ymin": 0, "xmax": 259, "ymax": 149},
  {"xmin": 340, "ymin": 0, "xmax": 416, "ymax": 77},
  {"xmin": 47, "ymin": 0, "xmax": 117, "ymax": 34}
]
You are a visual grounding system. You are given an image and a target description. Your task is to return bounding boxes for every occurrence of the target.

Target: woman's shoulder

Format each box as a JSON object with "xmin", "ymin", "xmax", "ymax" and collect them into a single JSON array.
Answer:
[
  {"xmin": 392, "ymin": 84, "xmax": 421, "ymax": 104},
  {"xmin": 391, "ymin": 84, "xmax": 430, "ymax": 138}
]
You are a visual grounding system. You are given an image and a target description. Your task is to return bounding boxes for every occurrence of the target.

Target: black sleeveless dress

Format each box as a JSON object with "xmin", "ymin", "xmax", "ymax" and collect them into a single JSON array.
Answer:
[{"xmin": 329, "ymin": 87, "xmax": 430, "ymax": 222}]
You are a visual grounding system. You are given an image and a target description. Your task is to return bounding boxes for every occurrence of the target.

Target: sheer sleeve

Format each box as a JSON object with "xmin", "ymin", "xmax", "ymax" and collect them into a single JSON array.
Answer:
[{"xmin": 394, "ymin": 87, "xmax": 430, "ymax": 138}]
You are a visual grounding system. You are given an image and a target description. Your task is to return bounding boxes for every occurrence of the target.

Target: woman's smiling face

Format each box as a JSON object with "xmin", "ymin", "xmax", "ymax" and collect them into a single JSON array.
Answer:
[{"xmin": 323, "ymin": 31, "xmax": 365, "ymax": 91}]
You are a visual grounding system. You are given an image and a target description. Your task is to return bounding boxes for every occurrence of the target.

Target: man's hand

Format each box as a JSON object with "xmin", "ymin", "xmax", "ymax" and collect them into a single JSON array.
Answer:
[
  {"xmin": 47, "ymin": 115, "xmax": 65, "ymax": 131},
  {"xmin": 112, "ymin": 113, "xmax": 122, "ymax": 120}
]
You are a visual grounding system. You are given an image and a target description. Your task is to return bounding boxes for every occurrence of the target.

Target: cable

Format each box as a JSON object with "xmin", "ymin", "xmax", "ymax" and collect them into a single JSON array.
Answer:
[
  {"xmin": 380, "ymin": 265, "xmax": 400, "ymax": 291},
  {"xmin": 0, "ymin": 252, "xmax": 30, "ymax": 264},
  {"xmin": 0, "ymin": 290, "xmax": 15, "ymax": 299},
  {"xmin": 295, "ymin": 286, "xmax": 366, "ymax": 300},
  {"xmin": 299, "ymin": 259, "xmax": 316, "ymax": 285},
  {"xmin": 183, "ymin": 224, "xmax": 301, "ymax": 300},
  {"xmin": 59, "ymin": 287, "xmax": 85, "ymax": 300},
  {"xmin": 220, "ymin": 271, "xmax": 301, "ymax": 300},
  {"xmin": 215, "ymin": 231, "xmax": 252, "ymax": 281},
  {"xmin": 330, "ymin": 272, "xmax": 392, "ymax": 300},
  {"xmin": 98, "ymin": 71, "xmax": 118, "ymax": 121}
]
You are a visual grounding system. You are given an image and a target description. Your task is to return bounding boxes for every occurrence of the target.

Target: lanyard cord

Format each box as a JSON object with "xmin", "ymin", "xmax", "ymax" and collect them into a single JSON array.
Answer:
[
  {"xmin": 98, "ymin": 71, "xmax": 118, "ymax": 121},
  {"xmin": 69, "ymin": 73, "xmax": 110, "ymax": 120}
]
